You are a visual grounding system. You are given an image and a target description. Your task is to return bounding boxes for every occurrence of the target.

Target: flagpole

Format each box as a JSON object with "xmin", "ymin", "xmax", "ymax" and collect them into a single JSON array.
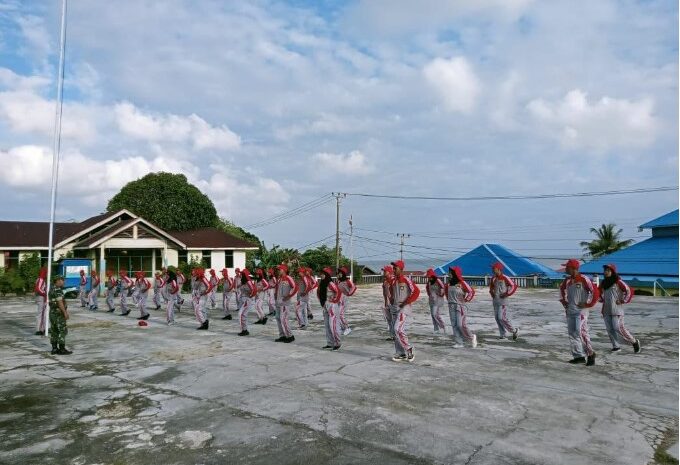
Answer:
[
  {"xmin": 349, "ymin": 215, "xmax": 354, "ymax": 282},
  {"xmin": 44, "ymin": 0, "xmax": 68, "ymax": 334}
]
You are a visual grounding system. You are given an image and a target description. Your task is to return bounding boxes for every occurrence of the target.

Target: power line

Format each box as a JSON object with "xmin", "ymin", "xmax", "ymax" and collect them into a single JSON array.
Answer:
[
  {"xmin": 343, "ymin": 186, "xmax": 678, "ymax": 201},
  {"xmin": 245, "ymin": 194, "xmax": 333, "ymax": 229}
]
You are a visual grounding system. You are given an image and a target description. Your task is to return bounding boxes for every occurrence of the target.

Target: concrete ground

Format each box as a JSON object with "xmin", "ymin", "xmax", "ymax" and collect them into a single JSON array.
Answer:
[{"xmin": 0, "ymin": 286, "xmax": 677, "ymax": 465}]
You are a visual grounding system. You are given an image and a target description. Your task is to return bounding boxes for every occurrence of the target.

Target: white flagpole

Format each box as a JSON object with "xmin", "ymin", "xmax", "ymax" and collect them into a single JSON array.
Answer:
[
  {"xmin": 44, "ymin": 0, "xmax": 68, "ymax": 334},
  {"xmin": 349, "ymin": 215, "xmax": 354, "ymax": 282}
]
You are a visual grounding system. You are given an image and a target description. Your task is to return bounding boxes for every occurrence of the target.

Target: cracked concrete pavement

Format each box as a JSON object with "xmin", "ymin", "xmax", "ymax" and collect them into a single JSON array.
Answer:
[{"xmin": 0, "ymin": 286, "xmax": 677, "ymax": 464}]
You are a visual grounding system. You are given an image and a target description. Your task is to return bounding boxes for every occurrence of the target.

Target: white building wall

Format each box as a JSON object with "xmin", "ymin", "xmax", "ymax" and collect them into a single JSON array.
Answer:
[
  {"xmin": 210, "ymin": 251, "xmax": 225, "ymax": 271},
  {"xmin": 233, "ymin": 251, "xmax": 246, "ymax": 271},
  {"xmin": 0, "ymin": 253, "xmax": 5, "ymax": 268},
  {"xmin": 165, "ymin": 249, "xmax": 179, "ymax": 267}
]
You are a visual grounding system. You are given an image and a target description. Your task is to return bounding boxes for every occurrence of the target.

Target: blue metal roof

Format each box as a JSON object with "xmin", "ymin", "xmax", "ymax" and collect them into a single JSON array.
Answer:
[
  {"xmin": 579, "ymin": 236, "xmax": 678, "ymax": 277},
  {"xmin": 639, "ymin": 209, "xmax": 678, "ymax": 230},
  {"xmin": 434, "ymin": 244, "xmax": 562, "ymax": 278}
]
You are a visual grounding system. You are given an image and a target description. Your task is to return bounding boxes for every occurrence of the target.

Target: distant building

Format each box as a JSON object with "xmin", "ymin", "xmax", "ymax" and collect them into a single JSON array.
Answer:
[
  {"xmin": 580, "ymin": 210, "xmax": 678, "ymax": 288},
  {"xmin": 0, "ymin": 209, "xmax": 258, "ymax": 275}
]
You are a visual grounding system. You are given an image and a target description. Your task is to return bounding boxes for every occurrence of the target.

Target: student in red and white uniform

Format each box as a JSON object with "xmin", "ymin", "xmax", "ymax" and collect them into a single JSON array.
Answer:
[
  {"xmin": 381, "ymin": 265, "xmax": 395, "ymax": 340},
  {"xmin": 234, "ymin": 268, "xmax": 242, "ymax": 306},
  {"xmin": 425, "ymin": 268, "xmax": 447, "ymax": 335},
  {"xmin": 489, "ymin": 262, "xmax": 519, "ymax": 340},
  {"xmin": 598, "ymin": 264, "xmax": 640, "ymax": 354},
  {"xmin": 445, "ymin": 266, "xmax": 477, "ymax": 349},
  {"xmin": 266, "ymin": 268, "xmax": 277, "ymax": 316},
  {"xmin": 295, "ymin": 267, "xmax": 312, "ymax": 329},
  {"xmin": 208, "ymin": 269, "xmax": 219, "ymax": 309},
  {"xmin": 153, "ymin": 271, "xmax": 164, "ymax": 310},
  {"xmin": 317, "ymin": 267, "xmax": 342, "ymax": 350},
  {"xmin": 305, "ymin": 267, "xmax": 317, "ymax": 320},
  {"xmin": 175, "ymin": 269, "xmax": 186, "ymax": 308},
  {"xmin": 165, "ymin": 270, "xmax": 179, "ymax": 325},
  {"xmin": 191, "ymin": 267, "xmax": 213, "ymax": 330},
  {"xmin": 337, "ymin": 266, "xmax": 357, "ymax": 336},
  {"xmin": 389, "ymin": 260, "xmax": 420, "ymax": 362},
  {"xmin": 78, "ymin": 270, "xmax": 88, "ymax": 307},
  {"xmin": 220, "ymin": 268, "xmax": 236, "ymax": 320},
  {"xmin": 236, "ymin": 268, "xmax": 258, "ymax": 336},
  {"xmin": 253, "ymin": 268, "xmax": 270, "ymax": 325},
  {"xmin": 34, "ymin": 267, "xmax": 48, "ymax": 335},
  {"xmin": 88, "ymin": 270, "xmax": 100, "ymax": 311},
  {"xmin": 134, "ymin": 271, "xmax": 151, "ymax": 320},
  {"xmin": 105, "ymin": 270, "xmax": 117, "ymax": 312},
  {"xmin": 274, "ymin": 264, "xmax": 298, "ymax": 343},
  {"xmin": 118, "ymin": 269, "xmax": 133, "ymax": 316},
  {"xmin": 559, "ymin": 259, "xmax": 599, "ymax": 366}
]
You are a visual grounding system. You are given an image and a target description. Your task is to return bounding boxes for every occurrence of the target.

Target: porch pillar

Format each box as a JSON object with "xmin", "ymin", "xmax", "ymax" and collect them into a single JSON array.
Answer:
[{"xmin": 99, "ymin": 245, "xmax": 105, "ymax": 294}]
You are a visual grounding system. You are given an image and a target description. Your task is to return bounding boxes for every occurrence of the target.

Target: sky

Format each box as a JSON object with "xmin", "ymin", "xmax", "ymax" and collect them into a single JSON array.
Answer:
[{"xmin": 0, "ymin": 0, "xmax": 677, "ymax": 268}]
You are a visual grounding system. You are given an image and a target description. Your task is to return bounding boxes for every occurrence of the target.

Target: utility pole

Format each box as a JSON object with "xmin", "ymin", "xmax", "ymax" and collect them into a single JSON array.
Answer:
[
  {"xmin": 349, "ymin": 215, "xmax": 354, "ymax": 282},
  {"xmin": 397, "ymin": 233, "xmax": 410, "ymax": 261},
  {"xmin": 332, "ymin": 193, "xmax": 346, "ymax": 272}
]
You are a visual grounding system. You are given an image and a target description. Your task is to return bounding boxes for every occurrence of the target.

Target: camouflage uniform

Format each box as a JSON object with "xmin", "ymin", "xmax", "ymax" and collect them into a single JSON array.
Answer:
[{"xmin": 48, "ymin": 286, "xmax": 68, "ymax": 348}]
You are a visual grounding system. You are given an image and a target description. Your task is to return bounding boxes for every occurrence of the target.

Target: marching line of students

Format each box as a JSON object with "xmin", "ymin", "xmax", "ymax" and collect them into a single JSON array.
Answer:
[{"xmin": 33, "ymin": 259, "xmax": 642, "ymax": 364}]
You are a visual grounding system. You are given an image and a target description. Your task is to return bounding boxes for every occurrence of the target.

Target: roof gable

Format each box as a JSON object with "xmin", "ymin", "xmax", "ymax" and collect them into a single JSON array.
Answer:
[{"xmin": 639, "ymin": 210, "xmax": 679, "ymax": 230}]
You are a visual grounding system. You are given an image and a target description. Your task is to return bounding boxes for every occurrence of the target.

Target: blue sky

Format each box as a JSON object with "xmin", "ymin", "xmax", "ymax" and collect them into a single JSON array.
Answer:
[{"xmin": 0, "ymin": 0, "xmax": 677, "ymax": 267}]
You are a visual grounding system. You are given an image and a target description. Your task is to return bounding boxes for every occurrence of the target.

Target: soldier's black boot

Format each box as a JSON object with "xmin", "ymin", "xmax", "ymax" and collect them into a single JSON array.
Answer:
[
  {"xmin": 51, "ymin": 344, "xmax": 58, "ymax": 355},
  {"xmin": 57, "ymin": 345, "xmax": 72, "ymax": 355}
]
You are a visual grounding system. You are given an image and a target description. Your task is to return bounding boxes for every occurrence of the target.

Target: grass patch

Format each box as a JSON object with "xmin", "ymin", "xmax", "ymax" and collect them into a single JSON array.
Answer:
[{"xmin": 652, "ymin": 425, "xmax": 679, "ymax": 465}]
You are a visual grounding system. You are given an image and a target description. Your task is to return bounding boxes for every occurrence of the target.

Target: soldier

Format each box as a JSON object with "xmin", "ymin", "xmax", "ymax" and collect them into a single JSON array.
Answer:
[
  {"xmin": 208, "ymin": 269, "xmax": 219, "ymax": 309},
  {"xmin": 559, "ymin": 259, "xmax": 600, "ymax": 366},
  {"xmin": 78, "ymin": 269, "xmax": 88, "ymax": 307},
  {"xmin": 88, "ymin": 270, "xmax": 100, "ymax": 311},
  {"xmin": 317, "ymin": 267, "xmax": 342, "ymax": 350},
  {"xmin": 134, "ymin": 271, "xmax": 151, "ymax": 320},
  {"xmin": 105, "ymin": 270, "xmax": 117, "ymax": 312},
  {"xmin": 48, "ymin": 275, "xmax": 71, "ymax": 355},
  {"xmin": 253, "ymin": 269, "xmax": 270, "ymax": 325},
  {"xmin": 119, "ymin": 269, "xmax": 133, "ymax": 316},
  {"xmin": 220, "ymin": 268, "xmax": 235, "ymax": 320},
  {"xmin": 191, "ymin": 267, "xmax": 213, "ymax": 330},
  {"xmin": 152, "ymin": 271, "xmax": 164, "ymax": 310},
  {"xmin": 489, "ymin": 262, "xmax": 519, "ymax": 340},
  {"xmin": 425, "ymin": 268, "xmax": 447, "ymax": 335},
  {"xmin": 274, "ymin": 264, "xmax": 297, "ymax": 343},
  {"xmin": 34, "ymin": 267, "xmax": 47, "ymax": 336}
]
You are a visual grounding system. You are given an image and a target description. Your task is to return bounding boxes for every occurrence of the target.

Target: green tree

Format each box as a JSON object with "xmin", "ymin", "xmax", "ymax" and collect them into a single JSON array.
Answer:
[
  {"xmin": 107, "ymin": 172, "xmax": 218, "ymax": 231},
  {"xmin": 580, "ymin": 223, "xmax": 635, "ymax": 259},
  {"xmin": 18, "ymin": 252, "xmax": 42, "ymax": 292}
]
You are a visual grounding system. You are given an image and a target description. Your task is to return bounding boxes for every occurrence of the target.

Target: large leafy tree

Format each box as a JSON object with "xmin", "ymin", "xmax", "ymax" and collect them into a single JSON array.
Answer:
[
  {"xmin": 580, "ymin": 223, "xmax": 634, "ymax": 259},
  {"xmin": 107, "ymin": 172, "xmax": 218, "ymax": 231}
]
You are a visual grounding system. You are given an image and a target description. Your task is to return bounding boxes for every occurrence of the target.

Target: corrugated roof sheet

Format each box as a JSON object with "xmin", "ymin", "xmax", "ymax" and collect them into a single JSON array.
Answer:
[
  {"xmin": 434, "ymin": 243, "xmax": 562, "ymax": 278},
  {"xmin": 167, "ymin": 228, "xmax": 258, "ymax": 249},
  {"xmin": 579, "ymin": 236, "xmax": 678, "ymax": 277},
  {"xmin": 639, "ymin": 209, "xmax": 679, "ymax": 230}
]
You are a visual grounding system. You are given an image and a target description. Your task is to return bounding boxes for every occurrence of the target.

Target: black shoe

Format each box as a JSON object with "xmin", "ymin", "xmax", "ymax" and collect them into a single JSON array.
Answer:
[
  {"xmin": 332, "ymin": 345, "xmax": 341, "ymax": 351},
  {"xmin": 253, "ymin": 319, "xmax": 263, "ymax": 325},
  {"xmin": 322, "ymin": 345, "xmax": 333, "ymax": 349},
  {"xmin": 50, "ymin": 346, "xmax": 58, "ymax": 355},
  {"xmin": 225, "ymin": 315, "xmax": 233, "ymax": 320},
  {"xmin": 35, "ymin": 331, "xmax": 44, "ymax": 336},
  {"xmin": 512, "ymin": 328, "xmax": 519, "ymax": 340},
  {"xmin": 275, "ymin": 336, "xmax": 287, "ymax": 342},
  {"xmin": 283, "ymin": 336, "xmax": 295, "ymax": 343},
  {"xmin": 586, "ymin": 353, "xmax": 596, "ymax": 366},
  {"xmin": 262, "ymin": 317, "xmax": 267, "ymax": 325},
  {"xmin": 155, "ymin": 305, "xmax": 161, "ymax": 310},
  {"xmin": 107, "ymin": 308, "xmax": 115, "ymax": 313},
  {"xmin": 385, "ymin": 336, "xmax": 395, "ymax": 341},
  {"xmin": 633, "ymin": 339, "xmax": 641, "ymax": 354},
  {"xmin": 57, "ymin": 347, "xmax": 72, "ymax": 355},
  {"xmin": 268, "ymin": 311, "xmax": 276, "ymax": 316},
  {"xmin": 238, "ymin": 330, "xmax": 250, "ymax": 336},
  {"xmin": 138, "ymin": 314, "xmax": 150, "ymax": 321},
  {"xmin": 568, "ymin": 357, "xmax": 586, "ymax": 364},
  {"xmin": 407, "ymin": 349, "xmax": 415, "ymax": 362},
  {"xmin": 610, "ymin": 347, "xmax": 621, "ymax": 353},
  {"xmin": 197, "ymin": 321, "xmax": 209, "ymax": 330},
  {"xmin": 308, "ymin": 314, "xmax": 314, "ymax": 320},
  {"xmin": 120, "ymin": 311, "xmax": 131, "ymax": 316}
]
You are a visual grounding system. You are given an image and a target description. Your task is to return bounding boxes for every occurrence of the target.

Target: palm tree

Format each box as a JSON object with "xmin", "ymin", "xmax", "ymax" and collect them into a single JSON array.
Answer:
[{"xmin": 580, "ymin": 223, "xmax": 634, "ymax": 259}]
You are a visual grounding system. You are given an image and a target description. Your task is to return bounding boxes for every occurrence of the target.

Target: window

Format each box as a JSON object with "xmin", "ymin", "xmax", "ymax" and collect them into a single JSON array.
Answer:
[{"xmin": 225, "ymin": 250, "xmax": 234, "ymax": 268}]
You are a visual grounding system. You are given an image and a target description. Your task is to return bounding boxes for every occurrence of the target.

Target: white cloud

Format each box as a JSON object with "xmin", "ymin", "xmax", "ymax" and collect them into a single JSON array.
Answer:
[
  {"xmin": 312, "ymin": 150, "xmax": 374, "ymax": 176},
  {"xmin": 423, "ymin": 57, "xmax": 480, "ymax": 113},
  {"xmin": 114, "ymin": 101, "xmax": 241, "ymax": 151},
  {"xmin": 526, "ymin": 89, "xmax": 658, "ymax": 151}
]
